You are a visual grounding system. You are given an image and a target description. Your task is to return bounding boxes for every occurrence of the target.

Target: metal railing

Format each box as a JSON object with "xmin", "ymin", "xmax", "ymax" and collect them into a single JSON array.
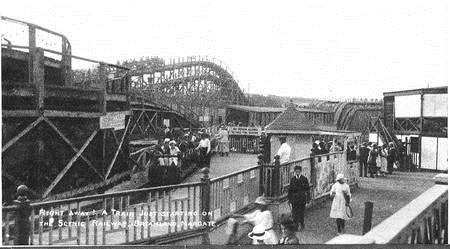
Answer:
[
  {"xmin": 229, "ymin": 136, "xmax": 260, "ymax": 154},
  {"xmin": 228, "ymin": 126, "xmax": 262, "ymax": 136},
  {"xmin": 209, "ymin": 166, "xmax": 261, "ymax": 221}
]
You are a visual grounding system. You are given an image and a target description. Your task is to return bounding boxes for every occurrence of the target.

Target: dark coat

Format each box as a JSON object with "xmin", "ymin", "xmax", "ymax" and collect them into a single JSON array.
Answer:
[
  {"xmin": 359, "ymin": 146, "xmax": 370, "ymax": 162},
  {"xmin": 387, "ymin": 147, "xmax": 396, "ymax": 163},
  {"xmin": 288, "ymin": 175, "xmax": 310, "ymax": 205}
]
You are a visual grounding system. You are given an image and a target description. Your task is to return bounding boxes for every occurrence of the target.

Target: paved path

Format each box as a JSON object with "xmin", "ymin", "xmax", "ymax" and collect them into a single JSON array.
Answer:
[
  {"xmin": 285, "ymin": 171, "xmax": 436, "ymax": 243},
  {"xmin": 184, "ymin": 153, "xmax": 258, "ymax": 182}
]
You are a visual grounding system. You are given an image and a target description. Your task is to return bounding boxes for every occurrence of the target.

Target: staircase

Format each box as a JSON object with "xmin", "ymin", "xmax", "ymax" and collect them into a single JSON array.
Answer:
[{"xmin": 370, "ymin": 117, "xmax": 402, "ymax": 148}]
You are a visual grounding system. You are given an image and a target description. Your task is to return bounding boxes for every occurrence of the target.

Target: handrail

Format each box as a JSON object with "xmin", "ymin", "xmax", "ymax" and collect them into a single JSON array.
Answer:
[
  {"xmin": 2, "ymin": 181, "xmax": 203, "ymax": 211},
  {"xmin": 210, "ymin": 165, "xmax": 260, "ymax": 183},
  {"xmin": 1, "ymin": 44, "xmax": 129, "ymax": 71},
  {"xmin": 356, "ymin": 184, "xmax": 448, "ymax": 243},
  {"xmin": 278, "ymin": 151, "xmax": 344, "ymax": 167},
  {"xmin": 2, "ymin": 16, "xmax": 70, "ymax": 46}
]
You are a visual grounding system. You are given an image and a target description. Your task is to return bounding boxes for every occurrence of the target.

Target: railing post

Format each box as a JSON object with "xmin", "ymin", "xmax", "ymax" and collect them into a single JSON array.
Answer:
[
  {"xmin": 98, "ymin": 63, "xmax": 107, "ymax": 114},
  {"xmin": 200, "ymin": 167, "xmax": 211, "ymax": 244},
  {"xmin": 28, "ymin": 25, "xmax": 36, "ymax": 84},
  {"xmin": 33, "ymin": 48, "xmax": 45, "ymax": 113},
  {"xmin": 310, "ymin": 155, "xmax": 316, "ymax": 197},
  {"xmin": 13, "ymin": 185, "xmax": 32, "ymax": 245},
  {"xmin": 271, "ymin": 155, "xmax": 281, "ymax": 198},
  {"xmin": 362, "ymin": 201, "xmax": 374, "ymax": 235},
  {"xmin": 257, "ymin": 154, "xmax": 265, "ymax": 196}
]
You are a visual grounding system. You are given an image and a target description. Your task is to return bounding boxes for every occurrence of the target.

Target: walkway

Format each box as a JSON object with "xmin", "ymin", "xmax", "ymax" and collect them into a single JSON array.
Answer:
[
  {"xmin": 184, "ymin": 153, "xmax": 258, "ymax": 182},
  {"xmin": 236, "ymin": 171, "xmax": 437, "ymax": 244}
]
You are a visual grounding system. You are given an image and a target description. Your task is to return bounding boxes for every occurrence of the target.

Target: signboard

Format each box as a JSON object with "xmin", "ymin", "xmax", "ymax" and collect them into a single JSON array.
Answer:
[
  {"xmin": 228, "ymin": 126, "xmax": 262, "ymax": 136},
  {"xmin": 100, "ymin": 111, "xmax": 127, "ymax": 130},
  {"xmin": 163, "ymin": 119, "xmax": 170, "ymax": 127},
  {"xmin": 395, "ymin": 95, "xmax": 421, "ymax": 118},
  {"xmin": 199, "ymin": 115, "xmax": 210, "ymax": 122}
]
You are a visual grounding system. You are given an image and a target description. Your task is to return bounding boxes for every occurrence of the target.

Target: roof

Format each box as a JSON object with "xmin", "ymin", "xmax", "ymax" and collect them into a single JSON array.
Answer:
[
  {"xmin": 383, "ymin": 86, "xmax": 447, "ymax": 97},
  {"xmin": 226, "ymin": 104, "xmax": 332, "ymax": 114},
  {"xmin": 265, "ymin": 106, "xmax": 359, "ymax": 135},
  {"xmin": 226, "ymin": 105, "xmax": 285, "ymax": 113}
]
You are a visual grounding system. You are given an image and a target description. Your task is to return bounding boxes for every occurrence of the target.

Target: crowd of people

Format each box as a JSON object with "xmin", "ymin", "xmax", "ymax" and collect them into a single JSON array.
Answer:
[
  {"xmin": 232, "ymin": 136, "xmax": 402, "ymax": 244},
  {"xmin": 149, "ymin": 125, "xmax": 231, "ymax": 169},
  {"xmin": 309, "ymin": 139, "xmax": 345, "ymax": 157},
  {"xmin": 358, "ymin": 141, "xmax": 399, "ymax": 177}
]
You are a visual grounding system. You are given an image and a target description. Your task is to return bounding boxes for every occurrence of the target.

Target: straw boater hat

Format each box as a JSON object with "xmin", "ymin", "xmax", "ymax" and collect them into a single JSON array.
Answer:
[
  {"xmin": 248, "ymin": 224, "xmax": 268, "ymax": 241},
  {"xmin": 169, "ymin": 140, "xmax": 176, "ymax": 145},
  {"xmin": 164, "ymin": 138, "xmax": 170, "ymax": 143},
  {"xmin": 336, "ymin": 173, "xmax": 345, "ymax": 181}
]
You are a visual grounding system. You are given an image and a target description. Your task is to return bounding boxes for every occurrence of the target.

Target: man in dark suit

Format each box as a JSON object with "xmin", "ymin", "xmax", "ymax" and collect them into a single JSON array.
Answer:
[
  {"xmin": 288, "ymin": 165, "xmax": 310, "ymax": 230},
  {"xmin": 359, "ymin": 142, "xmax": 370, "ymax": 177}
]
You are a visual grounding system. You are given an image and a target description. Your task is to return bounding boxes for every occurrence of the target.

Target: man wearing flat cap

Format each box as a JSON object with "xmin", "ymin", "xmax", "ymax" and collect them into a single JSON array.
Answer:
[{"xmin": 288, "ymin": 165, "xmax": 310, "ymax": 230}]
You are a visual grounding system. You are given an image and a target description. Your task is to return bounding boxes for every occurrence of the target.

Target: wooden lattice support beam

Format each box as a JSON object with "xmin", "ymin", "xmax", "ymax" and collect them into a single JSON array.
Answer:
[
  {"xmin": 111, "ymin": 129, "xmax": 139, "ymax": 167},
  {"xmin": 43, "ymin": 129, "xmax": 99, "ymax": 198},
  {"xmin": 2, "ymin": 116, "xmax": 44, "ymax": 153},
  {"xmin": 105, "ymin": 119, "xmax": 131, "ymax": 179},
  {"xmin": 42, "ymin": 117, "xmax": 103, "ymax": 180}
]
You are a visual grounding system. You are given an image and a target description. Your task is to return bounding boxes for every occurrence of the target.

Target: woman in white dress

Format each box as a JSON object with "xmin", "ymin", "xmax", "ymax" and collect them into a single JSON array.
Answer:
[
  {"xmin": 230, "ymin": 196, "xmax": 278, "ymax": 244},
  {"xmin": 330, "ymin": 173, "xmax": 351, "ymax": 234}
]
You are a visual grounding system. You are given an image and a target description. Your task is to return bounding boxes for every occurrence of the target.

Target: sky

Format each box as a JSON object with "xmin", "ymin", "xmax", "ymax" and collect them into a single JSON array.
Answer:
[{"xmin": 1, "ymin": 0, "xmax": 448, "ymax": 100}]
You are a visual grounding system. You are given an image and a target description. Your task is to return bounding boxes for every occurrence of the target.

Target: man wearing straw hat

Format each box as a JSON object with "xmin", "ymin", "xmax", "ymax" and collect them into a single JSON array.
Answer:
[{"xmin": 330, "ymin": 173, "xmax": 352, "ymax": 234}]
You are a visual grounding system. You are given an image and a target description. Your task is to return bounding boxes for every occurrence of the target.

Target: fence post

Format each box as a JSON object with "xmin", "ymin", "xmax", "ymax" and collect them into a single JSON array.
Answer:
[
  {"xmin": 98, "ymin": 63, "xmax": 107, "ymax": 114},
  {"xmin": 271, "ymin": 155, "xmax": 281, "ymax": 198},
  {"xmin": 13, "ymin": 185, "xmax": 32, "ymax": 245},
  {"xmin": 200, "ymin": 167, "xmax": 211, "ymax": 244},
  {"xmin": 362, "ymin": 201, "xmax": 374, "ymax": 235},
  {"xmin": 257, "ymin": 154, "xmax": 265, "ymax": 196}
]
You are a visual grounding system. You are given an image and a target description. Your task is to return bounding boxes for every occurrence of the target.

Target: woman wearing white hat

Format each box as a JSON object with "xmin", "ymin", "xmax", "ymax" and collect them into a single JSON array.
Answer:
[
  {"xmin": 330, "ymin": 173, "xmax": 351, "ymax": 234},
  {"xmin": 248, "ymin": 225, "xmax": 270, "ymax": 244},
  {"xmin": 231, "ymin": 196, "xmax": 278, "ymax": 244}
]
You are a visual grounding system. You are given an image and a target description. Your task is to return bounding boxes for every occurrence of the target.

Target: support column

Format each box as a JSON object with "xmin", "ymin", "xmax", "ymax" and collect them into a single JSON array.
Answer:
[{"xmin": 200, "ymin": 168, "xmax": 211, "ymax": 244}]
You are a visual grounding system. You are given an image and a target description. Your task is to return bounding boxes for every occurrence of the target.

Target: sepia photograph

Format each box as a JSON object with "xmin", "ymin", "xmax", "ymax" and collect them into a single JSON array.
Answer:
[{"xmin": 0, "ymin": 0, "xmax": 448, "ymax": 247}]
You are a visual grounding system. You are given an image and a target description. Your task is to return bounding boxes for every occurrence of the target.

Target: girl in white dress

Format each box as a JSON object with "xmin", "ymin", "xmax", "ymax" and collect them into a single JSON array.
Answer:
[{"xmin": 330, "ymin": 173, "xmax": 351, "ymax": 234}]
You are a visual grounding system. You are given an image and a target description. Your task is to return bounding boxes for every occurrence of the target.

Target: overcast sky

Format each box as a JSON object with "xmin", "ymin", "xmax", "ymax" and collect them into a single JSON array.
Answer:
[{"xmin": 2, "ymin": 0, "xmax": 448, "ymax": 100}]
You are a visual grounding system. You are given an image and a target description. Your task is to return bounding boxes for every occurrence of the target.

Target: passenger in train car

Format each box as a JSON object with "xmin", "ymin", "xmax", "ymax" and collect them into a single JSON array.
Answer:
[
  {"xmin": 168, "ymin": 140, "xmax": 181, "ymax": 166},
  {"xmin": 319, "ymin": 140, "xmax": 329, "ymax": 154},
  {"xmin": 329, "ymin": 139, "xmax": 341, "ymax": 153},
  {"xmin": 310, "ymin": 143, "xmax": 321, "ymax": 156},
  {"xmin": 158, "ymin": 138, "xmax": 171, "ymax": 166}
]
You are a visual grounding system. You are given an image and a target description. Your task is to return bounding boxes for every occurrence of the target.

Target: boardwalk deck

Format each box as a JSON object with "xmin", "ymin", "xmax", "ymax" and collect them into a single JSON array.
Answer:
[{"xmin": 277, "ymin": 172, "xmax": 436, "ymax": 244}]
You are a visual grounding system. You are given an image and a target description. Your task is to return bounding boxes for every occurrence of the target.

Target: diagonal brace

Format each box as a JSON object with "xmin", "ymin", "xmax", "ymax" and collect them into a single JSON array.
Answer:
[
  {"xmin": 42, "ymin": 129, "xmax": 98, "ymax": 198},
  {"xmin": 43, "ymin": 117, "xmax": 103, "ymax": 180}
]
